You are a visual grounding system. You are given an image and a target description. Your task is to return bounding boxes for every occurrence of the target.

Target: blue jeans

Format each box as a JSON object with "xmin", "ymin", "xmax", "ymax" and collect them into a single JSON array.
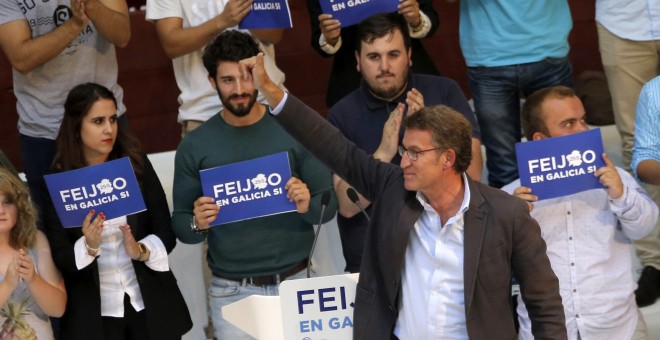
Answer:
[
  {"xmin": 19, "ymin": 134, "xmax": 57, "ymax": 231},
  {"xmin": 209, "ymin": 269, "xmax": 310, "ymax": 340},
  {"xmin": 467, "ymin": 57, "xmax": 573, "ymax": 188}
]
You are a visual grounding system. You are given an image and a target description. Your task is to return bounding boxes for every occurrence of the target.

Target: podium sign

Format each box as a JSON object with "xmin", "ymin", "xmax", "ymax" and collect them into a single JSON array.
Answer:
[{"xmin": 279, "ymin": 273, "xmax": 359, "ymax": 339}]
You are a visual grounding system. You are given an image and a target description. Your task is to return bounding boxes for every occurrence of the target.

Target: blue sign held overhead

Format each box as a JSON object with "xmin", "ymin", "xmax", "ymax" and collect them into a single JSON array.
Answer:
[
  {"xmin": 44, "ymin": 157, "xmax": 146, "ymax": 228},
  {"xmin": 319, "ymin": 0, "xmax": 399, "ymax": 28},
  {"xmin": 239, "ymin": 0, "xmax": 292, "ymax": 29},
  {"xmin": 516, "ymin": 129, "xmax": 606, "ymax": 200},
  {"xmin": 200, "ymin": 152, "xmax": 296, "ymax": 226}
]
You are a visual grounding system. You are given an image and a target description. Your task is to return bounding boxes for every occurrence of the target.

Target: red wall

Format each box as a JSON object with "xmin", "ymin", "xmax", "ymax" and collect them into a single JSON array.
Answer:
[{"xmin": 0, "ymin": 0, "xmax": 602, "ymax": 171}]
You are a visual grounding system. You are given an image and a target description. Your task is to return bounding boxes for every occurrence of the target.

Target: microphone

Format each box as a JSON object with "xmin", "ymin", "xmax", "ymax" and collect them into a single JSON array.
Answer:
[
  {"xmin": 307, "ymin": 191, "xmax": 331, "ymax": 278},
  {"xmin": 346, "ymin": 187, "xmax": 371, "ymax": 223}
]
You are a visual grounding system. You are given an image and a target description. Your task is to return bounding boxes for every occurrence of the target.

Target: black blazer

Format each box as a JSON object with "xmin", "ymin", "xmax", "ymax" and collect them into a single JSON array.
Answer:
[
  {"xmin": 42, "ymin": 156, "xmax": 192, "ymax": 340},
  {"xmin": 275, "ymin": 95, "xmax": 567, "ymax": 340}
]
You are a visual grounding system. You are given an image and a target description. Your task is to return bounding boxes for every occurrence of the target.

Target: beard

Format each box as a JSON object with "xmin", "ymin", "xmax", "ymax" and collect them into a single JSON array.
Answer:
[
  {"xmin": 218, "ymin": 89, "xmax": 258, "ymax": 117},
  {"xmin": 365, "ymin": 68, "xmax": 409, "ymax": 101}
]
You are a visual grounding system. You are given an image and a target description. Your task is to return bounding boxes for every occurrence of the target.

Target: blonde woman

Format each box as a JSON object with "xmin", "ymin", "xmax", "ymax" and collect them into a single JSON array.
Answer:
[{"xmin": 0, "ymin": 167, "xmax": 66, "ymax": 339}]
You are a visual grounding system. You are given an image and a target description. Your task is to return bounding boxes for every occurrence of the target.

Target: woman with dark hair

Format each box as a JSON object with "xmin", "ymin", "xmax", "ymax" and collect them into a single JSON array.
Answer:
[
  {"xmin": 42, "ymin": 83, "xmax": 192, "ymax": 339},
  {"xmin": 0, "ymin": 167, "xmax": 66, "ymax": 339}
]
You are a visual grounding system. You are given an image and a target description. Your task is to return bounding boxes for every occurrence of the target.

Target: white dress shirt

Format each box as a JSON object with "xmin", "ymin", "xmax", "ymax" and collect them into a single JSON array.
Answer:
[
  {"xmin": 74, "ymin": 216, "xmax": 169, "ymax": 317},
  {"xmin": 596, "ymin": 0, "xmax": 660, "ymax": 41},
  {"xmin": 502, "ymin": 167, "xmax": 659, "ymax": 340},
  {"xmin": 394, "ymin": 174, "xmax": 471, "ymax": 340}
]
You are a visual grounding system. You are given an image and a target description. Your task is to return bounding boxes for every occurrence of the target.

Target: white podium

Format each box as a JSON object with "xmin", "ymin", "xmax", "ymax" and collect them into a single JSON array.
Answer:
[{"xmin": 222, "ymin": 273, "xmax": 359, "ymax": 340}]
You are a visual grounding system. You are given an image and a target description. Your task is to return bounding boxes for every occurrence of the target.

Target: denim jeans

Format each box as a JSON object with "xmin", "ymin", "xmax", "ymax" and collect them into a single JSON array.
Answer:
[
  {"xmin": 467, "ymin": 57, "xmax": 573, "ymax": 188},
  {"xmin": 209, "ymin": 268, "xmax": 310, "ymax": 340},
  {"xmin": 19, "ymin": 134, "xmax": 57, "ymax": 230}
]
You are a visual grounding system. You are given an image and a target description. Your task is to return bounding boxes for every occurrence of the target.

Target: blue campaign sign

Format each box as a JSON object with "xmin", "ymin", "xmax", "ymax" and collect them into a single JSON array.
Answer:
[
  {"xmin": 239, "ymin": 0, "xmax": 292, "ymax": 29},
  {"xmin": 516, "ymin": 129, "xmax": 606, "ymax": 200},
  {"xmin": 200, "ymin": 152, "xmax": 296, "ymax": 226},
  {"xmin": 44, "ymin": 157, "xmax": 146, "ymax": 228},
  {"xmin": 319, "ymin": 0, "xmax": 399, "ymax": 28}
]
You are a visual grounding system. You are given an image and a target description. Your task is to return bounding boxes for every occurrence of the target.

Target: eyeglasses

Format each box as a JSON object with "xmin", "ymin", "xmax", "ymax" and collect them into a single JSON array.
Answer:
[{"xmin": 397, "ymin": 145, "xmax": 442, "ymax": 161}]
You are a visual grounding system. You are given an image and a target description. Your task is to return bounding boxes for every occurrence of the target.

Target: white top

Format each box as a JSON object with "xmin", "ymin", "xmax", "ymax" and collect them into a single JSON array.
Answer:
[
  {"xmin": 0, "ymin": 0, "xmax": 125, "ymax": 140},
  {"xmin": 145, "ymin": 0, "xmax": 286, "ymax": 123},
  {"xmin": 596, "ymin": 0, "xmax": 660, "ymax": 41},
  {"xmin": 74, "ymin": 216, "xmax": 169, "ymax": 316},
  {"xmin": 502, "ymin": 167, "xmax": 658, "ymax": 340},
  {"xmin": 394, "ymin": 174, "xmax": 471, "ymax": 340}
]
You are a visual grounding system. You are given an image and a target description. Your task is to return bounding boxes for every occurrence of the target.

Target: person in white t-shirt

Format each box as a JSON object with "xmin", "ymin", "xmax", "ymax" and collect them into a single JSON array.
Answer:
[{"xmin": 146, "ymin": 0, "xmax": 287, "ymax": 137}]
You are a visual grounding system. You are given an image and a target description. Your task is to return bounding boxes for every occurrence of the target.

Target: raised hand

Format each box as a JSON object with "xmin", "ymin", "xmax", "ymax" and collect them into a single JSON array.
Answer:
[
  {"xmin": 405, "ymin": 88, "xmax": 424, "ymax": 114},
  {"xmin": 374, "ymin": 103, "xmax": 405, "ymax": 162},
  {"xmin": 119, "ymin": 224, "xmax": 140, "ymax": 260},
  {"xmin": 16, "ymin": 249, "xmax": 36, "ymax": 284},
  {"xmin": 3, "ymin": 256, "xmax": 20, "ymax": 290}
]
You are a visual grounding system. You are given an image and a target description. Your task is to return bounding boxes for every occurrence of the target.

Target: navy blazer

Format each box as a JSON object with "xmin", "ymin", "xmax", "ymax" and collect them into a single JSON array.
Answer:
[
  {"xmin": 274, "ymin": 95, "xmax": 567, "ymax": 340},
  {"xmin": 42, "ymin": 156, "xmax": 192, "ymax": 340}
]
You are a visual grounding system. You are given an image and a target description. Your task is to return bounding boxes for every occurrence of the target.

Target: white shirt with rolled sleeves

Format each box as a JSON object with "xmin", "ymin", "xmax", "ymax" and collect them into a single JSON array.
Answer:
[
  {"xmin": 502, "ymin": 167, "xmax": 659, "ymax": 339},
  {"xmin": 74, "ymin": 216, "xmax": 169, "ymax": 316}
]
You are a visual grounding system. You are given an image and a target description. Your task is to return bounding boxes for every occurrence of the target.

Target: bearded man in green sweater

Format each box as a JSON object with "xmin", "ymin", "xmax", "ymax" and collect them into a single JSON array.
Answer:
[{"xmin": 171, "ymin": 30, "xmax": 337, "ymax": 340}]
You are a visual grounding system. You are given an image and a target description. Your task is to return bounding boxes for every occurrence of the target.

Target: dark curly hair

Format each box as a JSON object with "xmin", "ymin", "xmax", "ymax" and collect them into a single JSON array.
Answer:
[{"xmin": 203, "ymin": 30, "xmax": 261, "ymax": 79}]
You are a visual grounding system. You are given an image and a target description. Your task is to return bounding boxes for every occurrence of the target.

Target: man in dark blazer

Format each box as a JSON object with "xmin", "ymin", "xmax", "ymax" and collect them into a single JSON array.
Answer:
[{"xmin": 240, "ymin": 54, "xmax": 567, "ymax": 339}]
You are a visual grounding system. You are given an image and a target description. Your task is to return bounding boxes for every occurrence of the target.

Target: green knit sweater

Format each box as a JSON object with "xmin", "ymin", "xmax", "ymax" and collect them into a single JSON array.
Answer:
[{"xmin": 172, "ymin": 110, "xmax": 337, "ymax": 277}]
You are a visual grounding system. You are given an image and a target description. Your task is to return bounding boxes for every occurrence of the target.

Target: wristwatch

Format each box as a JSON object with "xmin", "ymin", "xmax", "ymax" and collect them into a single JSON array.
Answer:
[
  {"xmin": 137, "ymin": 242, "xmax": 148, "ymax": 261},
  {"xmin": 190, "ymin": 216, "xmax": 210, "ymax": 234}
]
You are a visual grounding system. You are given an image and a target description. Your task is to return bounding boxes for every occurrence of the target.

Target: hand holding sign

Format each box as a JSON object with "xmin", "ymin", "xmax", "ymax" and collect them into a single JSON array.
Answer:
[
  {"xmin": 595, "ymin": 153, "xmax": 624, "ymax": 199},
  {"xmin": 318, "ymin": 14, "xmax": 341, "ymax": 46},
  {"xmin": 285, "ymin": 177, "xmax": 310, "ymax": 214},
  {"xmin": 398, "ymin": 0, "xmax": 422, "ymax": 28},
  {"xmin": 193, "ymin": 196, "xmax": 220, "ymax": 230},
  {"xmin": 83, "ymin": 210, "xmax": 104, "ymax": 251},
  {"xmin": 512, "ymin": 186, "xmax": 538, "ymax": 212},
  {"xmin": 220, "ymin": 0, "xmax": 254, "ymax": 27}
]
